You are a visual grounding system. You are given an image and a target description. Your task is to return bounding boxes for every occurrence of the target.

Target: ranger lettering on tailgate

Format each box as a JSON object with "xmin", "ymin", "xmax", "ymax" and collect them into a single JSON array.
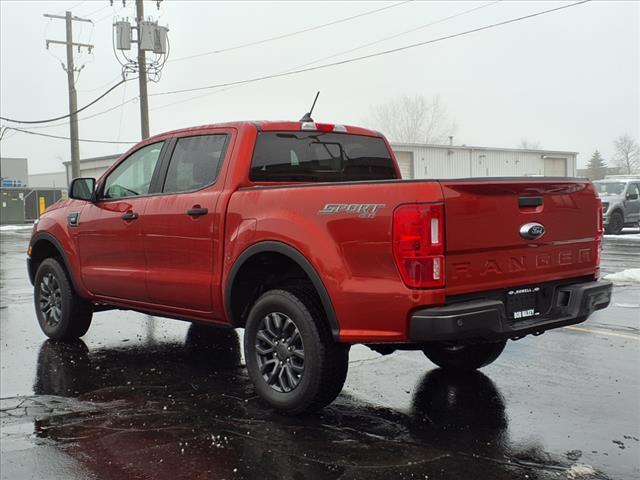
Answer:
[{"xmin": 451, "ymin": 247, "xmax": 594, "ymax": 280}]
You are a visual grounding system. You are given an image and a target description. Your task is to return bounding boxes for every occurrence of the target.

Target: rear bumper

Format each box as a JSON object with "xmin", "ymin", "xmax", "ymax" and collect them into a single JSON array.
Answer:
[{"xmin": 409, "ymin": 280, "xmax": 612, "ymax": 342}]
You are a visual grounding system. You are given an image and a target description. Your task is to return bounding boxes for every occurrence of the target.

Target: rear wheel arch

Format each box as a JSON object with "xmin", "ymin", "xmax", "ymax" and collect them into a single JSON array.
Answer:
[{"xmin": 225, "ymin": 241, "xmax": 340, "ymax": 340}]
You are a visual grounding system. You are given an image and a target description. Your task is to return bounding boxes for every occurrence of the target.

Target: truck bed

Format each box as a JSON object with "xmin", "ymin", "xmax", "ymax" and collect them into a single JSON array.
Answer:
[{"xmin": 226, "ymin": 176, "xmax": 600, "ymax": 343}]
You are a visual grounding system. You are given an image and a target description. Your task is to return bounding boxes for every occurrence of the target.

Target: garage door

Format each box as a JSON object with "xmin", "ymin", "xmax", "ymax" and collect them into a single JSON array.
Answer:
[
  {"xmin": 544, "ymin": 158, "xmax": 567, "ymax": 176},
  {"xmin": 395, "ymin": 151, "xmax": 414, "ymax": 179}
]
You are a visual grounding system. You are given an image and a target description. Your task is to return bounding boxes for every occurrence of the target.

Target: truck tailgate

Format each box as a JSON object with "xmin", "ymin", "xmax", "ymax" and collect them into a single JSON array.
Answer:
[{"xmin": 441, "ymin": 179, "xmax": 599, "ymax": 295}]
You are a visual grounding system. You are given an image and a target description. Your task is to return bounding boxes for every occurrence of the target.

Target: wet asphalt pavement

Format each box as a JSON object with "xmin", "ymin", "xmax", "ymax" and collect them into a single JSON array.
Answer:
[{"xmin": 1, "ymin": 228, "xmax": 639, "ymax": 480}]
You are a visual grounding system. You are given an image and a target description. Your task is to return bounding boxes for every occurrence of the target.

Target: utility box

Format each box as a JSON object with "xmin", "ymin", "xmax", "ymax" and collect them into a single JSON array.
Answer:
[
  {"xmin": 115, "ymin": 20, "xmax": 132, "ymax": 50},
  {"xmin": 0, "ymin": 190, "xmax": 25, "ymax": 225}
]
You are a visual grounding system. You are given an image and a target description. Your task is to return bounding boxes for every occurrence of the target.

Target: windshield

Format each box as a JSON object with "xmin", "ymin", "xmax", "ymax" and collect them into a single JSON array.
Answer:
[
  {"xmin": 250, "ymin": 132, "xmax": 397, "ymax": 182},
  {"xmin": 594, "ymin": 182, "xmax": 626, "ymax": 195}
]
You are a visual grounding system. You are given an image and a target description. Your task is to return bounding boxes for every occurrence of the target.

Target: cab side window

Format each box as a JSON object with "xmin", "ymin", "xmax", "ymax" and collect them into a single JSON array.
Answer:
[
  {"xmin": 163, "ymin": 135, "xmax": 228, "ymax": 194},
  {"xmin": 102, "ymin": 142, "xmax": 164, "ymax": 199},
  {"xmin": 629, "ymin": 183, "xmax": 640, "ymax": 199}
]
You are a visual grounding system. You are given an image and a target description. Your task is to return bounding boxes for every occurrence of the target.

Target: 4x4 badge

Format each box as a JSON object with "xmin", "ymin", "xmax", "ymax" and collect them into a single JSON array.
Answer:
[{"xmin": 520, "ymin": 222, "xmax": 545, "ymax": 240}]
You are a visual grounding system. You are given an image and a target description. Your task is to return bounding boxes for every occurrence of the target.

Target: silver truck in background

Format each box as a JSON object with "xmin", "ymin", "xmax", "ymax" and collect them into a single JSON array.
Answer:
[{"xmin": 594, "ymin": 176, "xmax": 640, "ymax": 234}]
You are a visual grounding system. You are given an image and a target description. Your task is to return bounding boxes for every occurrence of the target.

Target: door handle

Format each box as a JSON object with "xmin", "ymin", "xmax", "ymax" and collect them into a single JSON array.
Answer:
[
  {"xmin": 186, "ymin": 207, "xmax": 208, "ymax": 216},
  {"xmin": 121, "ymin": 211, "xmax": 138, "ymax": 221}
]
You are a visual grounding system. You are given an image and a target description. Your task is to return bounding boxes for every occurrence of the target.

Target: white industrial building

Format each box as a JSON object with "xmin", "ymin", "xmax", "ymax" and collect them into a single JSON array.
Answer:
[
  {"xmin": 60, "ymin": 143, "xmax": 578, "ymax": 183},
  {"xmin": 391, "ymin": 143, "xmax": 577, "ymax": 179},
  {"xmin": 63, "ymin": 154, "xmax": 121, "ymax": 185},
  {"xmin": 28, "ymin": 171, "xmax": 68, "ymax": 189}
]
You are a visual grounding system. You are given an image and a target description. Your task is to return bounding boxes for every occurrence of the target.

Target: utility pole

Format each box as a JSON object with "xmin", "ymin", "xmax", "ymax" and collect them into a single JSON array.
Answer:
[
  {"xmin": 44, "ymin": 12, "xmax": 93, "ymax": 180},
  {"xmin": 136, "ymin": 0, "xmax": 150, "ymax": 139},
  {"xmin": 113, "ymin": 0, "xmax": 167, "ymax": 140}
]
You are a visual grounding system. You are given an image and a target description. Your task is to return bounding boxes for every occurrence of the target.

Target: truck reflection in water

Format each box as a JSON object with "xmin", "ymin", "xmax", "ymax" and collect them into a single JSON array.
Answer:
[{"xmin": 32, "ymin": 325, "xmax": 568, "ymax": 480}]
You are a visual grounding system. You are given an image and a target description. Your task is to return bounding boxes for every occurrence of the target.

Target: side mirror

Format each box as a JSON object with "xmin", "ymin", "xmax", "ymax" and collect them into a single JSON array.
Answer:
[
  {"xmin": 69, "ymin": 177, "xmax": 96, "ymax": 201},
  {"xmin": 627, "ymin": 193, "xmax": 639, "ymax": 200}
]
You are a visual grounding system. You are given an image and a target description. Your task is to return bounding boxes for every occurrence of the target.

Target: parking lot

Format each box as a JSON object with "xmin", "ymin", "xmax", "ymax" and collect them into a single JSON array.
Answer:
[{"xmin": 1, "ymin": 228, "xmax": 639, "ymax": 480}]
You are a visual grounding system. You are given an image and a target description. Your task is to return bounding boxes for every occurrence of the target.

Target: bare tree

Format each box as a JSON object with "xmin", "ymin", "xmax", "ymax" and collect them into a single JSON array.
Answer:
[
  {"xmin": 613, "ymin": 134, "xmax": 640, "ymax": 174},
  {"xmin": 368, "ymin": 94, "xmax": 456, "ymax": 144},
  {"xmin": 518, "ymin": 139, "xmax": 541, "ymax": 150}
]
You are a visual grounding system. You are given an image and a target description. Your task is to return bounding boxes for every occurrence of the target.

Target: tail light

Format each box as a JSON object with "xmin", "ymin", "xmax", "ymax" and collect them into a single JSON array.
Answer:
[
  {"xmin": 393, "ymin": 203, "xmax": 444, "ymax": 288},
  {"xmin": 595, "ymin": 199, "xmax": 603, "ymax": 277}
]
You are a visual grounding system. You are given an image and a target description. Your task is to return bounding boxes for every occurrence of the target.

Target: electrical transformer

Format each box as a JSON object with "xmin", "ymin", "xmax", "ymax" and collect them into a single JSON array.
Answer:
[
  {"xmin": 153, "ymin": 25, "xmax": 169, "ymax": 54},
  {"xmin": 114, "ymin": 20, "xmax": 131, "ymax": 50},
  {"xmin": 139, "ymin": 21, "xmax": 157, "ymax": 51}
]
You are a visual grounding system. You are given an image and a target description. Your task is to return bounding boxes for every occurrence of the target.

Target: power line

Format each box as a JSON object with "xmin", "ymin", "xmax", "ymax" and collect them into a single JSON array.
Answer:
[
  {"xmin": 82, "ymin": 3, "xmax": 110, "ymax": 18},
  {"xmin": 169, "ymin": 0, "xmax": 414, "ymax": 63},
  {"xmin": 0, "ymin": 78, "xmax": 129, "ymax": 124},
  {"xmin": 94, "ymin": 5, "xmax": 126, "ymax": 24},
  {"xmin": 17, "ymin": 95, "xmax": 139, "ymax": 131},
  {"xmin": 19, "ymin": 0, "xmax": 587, "ymax": 132},
  {"xmin": 151, "ymin": 0, "xmax": 591, "ymax": 99},
  {"xmin": 3, "ymin": 0, "xmax": 588, "ymax": 140},
  {"xmin": 77, "ymin": 73, "xmax": 124, "ymax": 93},
  {"xmin": 70, "ymin": 2, "xmax": 500, "ymax": 122},
  {"xmin": 147, "ymin": 2, "xmax": 501, "ymax": 112},
  {"xmin": 1, "ymin": 126, "xmax": 137, "ymax": 145},
  {"xmin": 56, "ymin": 1, "xmax": 87, "ymax": 16},
  {"xmin": 288, "ymin": 0, "xmax": 501, "ymax": 72}
]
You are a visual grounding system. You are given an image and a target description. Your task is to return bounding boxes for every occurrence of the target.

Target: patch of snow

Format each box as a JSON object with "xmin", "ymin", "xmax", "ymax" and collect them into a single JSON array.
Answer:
[
  {"xmin": 604, "ymin": 228, "xmax": 640, "ymax": 241},
  {"xmin": 605, "ymin": 268, "xmax": 640, "ymax": 285},
  {"xmin": 0, "ymin": 224, "xmax": 33, "ymax": 232},
  {"xmin": 613, "ymin": 303, "xmax": 640, "ymax": 309},
  {"xmin": 566, "ymin": 464, "xmax": 596, "ymax": 479}
]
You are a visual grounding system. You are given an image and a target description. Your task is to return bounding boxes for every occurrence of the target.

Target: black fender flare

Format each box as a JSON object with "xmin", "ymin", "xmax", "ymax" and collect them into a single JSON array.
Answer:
[
  {"xmin": 29, "ymin": 232, "xmax": 81, "ymax": 294},
  {"xmin": 225, "ymin": 241, "xmax": 340, "ymax": 341}
]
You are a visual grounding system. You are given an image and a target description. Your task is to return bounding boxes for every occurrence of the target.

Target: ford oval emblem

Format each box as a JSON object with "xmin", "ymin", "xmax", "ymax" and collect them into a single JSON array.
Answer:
[{"xmin": 520, "ymin": 222, "xmax": 545, "ymax": 240}]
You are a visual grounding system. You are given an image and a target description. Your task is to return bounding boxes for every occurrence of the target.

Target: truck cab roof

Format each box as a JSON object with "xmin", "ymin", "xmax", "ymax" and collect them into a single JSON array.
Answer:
[{"xmin": 146, "ymin": 121, "xmax": 382, "ymax": 143}]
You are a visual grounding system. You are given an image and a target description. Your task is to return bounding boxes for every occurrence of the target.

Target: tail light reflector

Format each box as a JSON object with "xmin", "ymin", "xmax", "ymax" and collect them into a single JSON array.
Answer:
[{"xmin": 393, "ymin": 203, "xmax": 444, "ymax": 288}]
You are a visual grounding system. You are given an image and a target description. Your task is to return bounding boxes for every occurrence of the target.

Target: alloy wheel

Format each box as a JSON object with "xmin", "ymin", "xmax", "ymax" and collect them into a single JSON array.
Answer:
[
  {"xmin": 255, "ymin": 312, "xmax": 305, "ymax": 393},
  {"xmin": 39, "ymin": 272, "xmax": 62, "ymax": 327}
]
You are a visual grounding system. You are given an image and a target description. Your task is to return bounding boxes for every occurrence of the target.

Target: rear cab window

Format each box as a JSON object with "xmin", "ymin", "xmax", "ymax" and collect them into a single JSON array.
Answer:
[{"xmin": 250, "ymin": 132, "xmax": 398, "ymax": 182}]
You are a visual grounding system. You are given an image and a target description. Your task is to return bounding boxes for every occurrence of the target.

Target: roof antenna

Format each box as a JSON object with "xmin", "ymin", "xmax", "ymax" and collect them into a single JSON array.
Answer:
[{"xmin": 300, "ymin": 91, "xmax": 320, "ymax": 122}]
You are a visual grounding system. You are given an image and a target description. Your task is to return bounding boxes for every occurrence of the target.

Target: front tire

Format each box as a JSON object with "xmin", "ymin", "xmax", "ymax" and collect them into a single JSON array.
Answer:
[
  {"xmin": 605, "ymin": 211, "xmax": 624, "ymax": 235},
  {"xmin": 244, "ymin": 286, "xmax": 349, "ymax": 414},
  {"xmin": 34, "ymin": 258, "xmax": 92, "ymax": 340},
  {"xmin": 422, "ymin": 341, "xmax": 506, "ymax": 372}
]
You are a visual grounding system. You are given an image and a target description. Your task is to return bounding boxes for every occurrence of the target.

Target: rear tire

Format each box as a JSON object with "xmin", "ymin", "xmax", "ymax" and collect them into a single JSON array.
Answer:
[
  {"xmin": 244, "ymin": 286, "xmax": 349, "ymax": 414},
  {"xmin": 34, "ymin": 258, "xmax": 92, "ymax": 340},
  {"xmin": 605, "ymin": 211, "xmax": 624, "ymax": 235},
  {"xmin": 422, "ymin": 341, "xmax": 506, "ymax": 372}
]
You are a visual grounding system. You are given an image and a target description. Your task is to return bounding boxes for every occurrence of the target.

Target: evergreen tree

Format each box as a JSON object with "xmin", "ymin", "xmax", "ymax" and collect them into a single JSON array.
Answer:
[{"xmin": 586, "ymin": 150, "xmax": 607, "ymax": 180}]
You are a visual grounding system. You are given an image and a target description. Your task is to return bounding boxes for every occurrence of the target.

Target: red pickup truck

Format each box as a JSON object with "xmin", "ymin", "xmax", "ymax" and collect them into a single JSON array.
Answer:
[{"xmin": 28, "ymin": 120, "xmax": 612, "ymax": 414}]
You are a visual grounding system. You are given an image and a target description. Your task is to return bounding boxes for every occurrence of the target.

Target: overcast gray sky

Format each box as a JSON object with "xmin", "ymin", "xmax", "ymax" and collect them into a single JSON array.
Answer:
[{"xmin": 1, "ymin": 0, "xmax": 638, "ymax": 173}]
